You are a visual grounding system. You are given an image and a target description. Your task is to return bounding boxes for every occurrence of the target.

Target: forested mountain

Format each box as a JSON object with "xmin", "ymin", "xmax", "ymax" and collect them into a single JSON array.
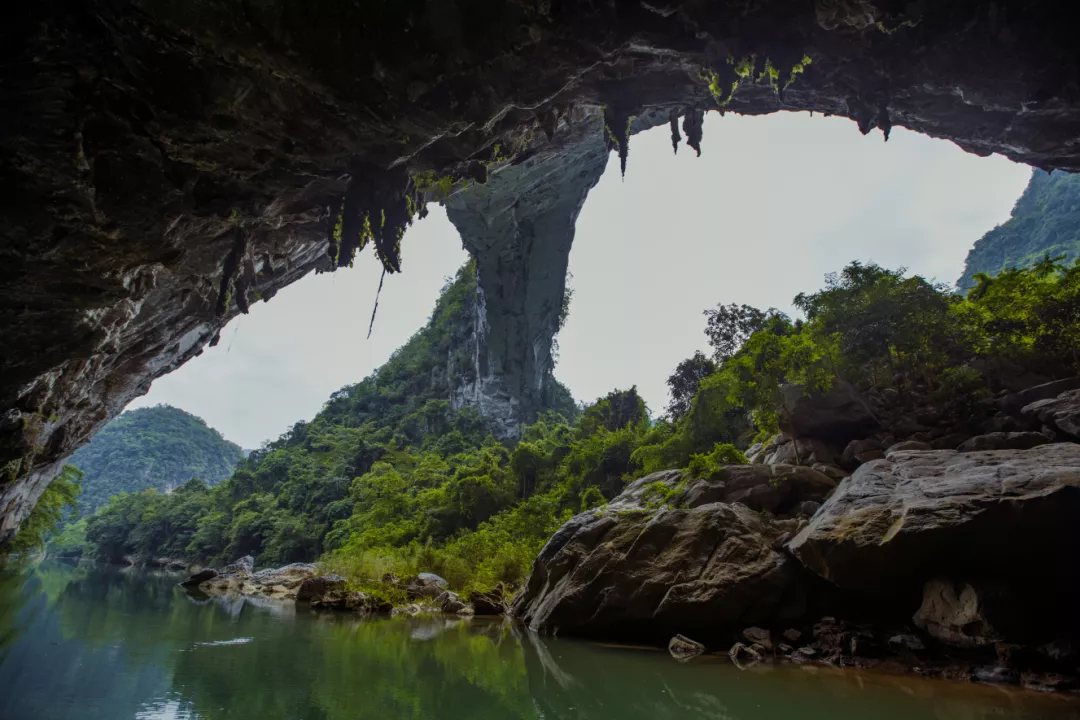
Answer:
[
  {"xmin": 957, "ymin": 169, "xmax": 1080, "ymax": 289},
  {"xmin": 69, "ymin": 405, "xmax": 243, "ymax": 514},
  {"xmin": 69, "ymin": 254, "xmax": 1080, "ymax": 597}
]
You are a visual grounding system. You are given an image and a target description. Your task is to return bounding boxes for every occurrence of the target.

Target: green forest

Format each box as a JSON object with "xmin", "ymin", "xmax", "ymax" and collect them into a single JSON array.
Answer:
[
  {"xmin": 957, "ymin": 169, "xmax": 1080, "ymax": 289},
  {"xmin": 44, "ymin": 252, "xmax": 1078, "ymax": 599},
  {"xmin": 68, "ymin": 405, "xmax": 244, "ymax": 515}
]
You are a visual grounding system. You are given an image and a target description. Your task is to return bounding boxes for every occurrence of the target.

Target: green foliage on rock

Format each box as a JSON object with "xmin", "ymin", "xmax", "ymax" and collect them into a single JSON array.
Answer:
[
  {"xmin": 957, "ymin": 169, "xmax": 1080, "ymax": 290},
  {"xmin": 69, "ymin": 405, "xmax": 243, "ymax": 515},
  {"xmin": 2, "ymin": 465, "xmax": 82, "ymax": 560}
]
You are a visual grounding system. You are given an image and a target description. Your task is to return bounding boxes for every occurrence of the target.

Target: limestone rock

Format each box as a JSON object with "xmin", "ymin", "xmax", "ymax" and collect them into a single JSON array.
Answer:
[
  {"xmin": 1022, "ymin": 389, "xmax": 1080, "ymax": 440},
  {"xmin": 811, "ymin": 463, "xmax": 849, "ymax": 481},
  {"xmin": 956, "ymin": 432, "xmax": 1051, "ymax": 453},
  {"xmin": 779, "ymin": 381, "xmax": 878, "ymax": 442},
  {"xmin": 513, "ymin": 470, "xmax": 807, "ymax": 639},
  {"xmin": 728, "ymin": 642, "xmax": 763, "ymax": 666},
  {"xmin": 742, "ymin": 627, "xmax": 773, "ymax": 651},
  {"xmin": 913, "ymin": 579, "xmax": 1003, "ymax": 647},
  {"xmin": 885, "ymin": 440, "xmax": 932, "ymax": 455},
  {"xmin": 998, "ymin": 377, "xmax": 1080, "ymax": 416},
  {"xmin": 668, "ymin": 634, "xmax": 705, "ymax": 661},
  {"xmin": 788, "ymin": 444, "xmax": 1080, "ymax": 643},
  {"xmin": 840, "ymin": 439, "xmax": 884, "ymax": 467},
  {"xmin": 251, "ymin": 563, "xmax": 317, "ymax": 589},
  {"xmin": 408, "ymin": 573, "xmax": 449, "ymax": 600},
  {"xmin": 296, "ymin": 574, "xmax": 346, "ymax": 603},
  {"xmin": 219, "ymin": 556, "xmax": 255, "ymax": 577},
  {"xmin": 470, "ymin": 584, "xmax": 510, "ymax": 616}
]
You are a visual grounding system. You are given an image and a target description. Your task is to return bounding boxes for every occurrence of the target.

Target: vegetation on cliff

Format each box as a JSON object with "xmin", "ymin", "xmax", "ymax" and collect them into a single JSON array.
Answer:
[
  {"xmin": 68, "ymin": 405, "xmax": 243, "ymax": 515},
  {"xmin": 957, "ymin": 169, "xmax": 1080, "ymax": 289},
  {"xmin": 73, "ymin": 254, "xmax": 1080, "ymax": 596}
]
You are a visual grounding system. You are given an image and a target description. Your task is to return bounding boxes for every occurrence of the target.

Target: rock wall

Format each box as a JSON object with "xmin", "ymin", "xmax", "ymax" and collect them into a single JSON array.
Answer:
[{"xmin": 6, "ymin": 0, "xmax": 1080, "ymax": 540}]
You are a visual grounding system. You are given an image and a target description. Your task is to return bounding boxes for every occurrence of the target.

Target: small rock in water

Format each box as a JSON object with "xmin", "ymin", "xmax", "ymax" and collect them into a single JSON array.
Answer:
[
  {"xmin": 668, "ymin": 634, "xmax": 705, "ymax": 661},
  {"xmin": 728, "ymin": 642, "xmax": 763, "ymax": 666},
  {"xmin": 888, "ymin": 634, "xmax": 926, "ymax": 652},
  {"xmin": 742, "ymin": 626, "xmax": 773, "ymax": 651}
]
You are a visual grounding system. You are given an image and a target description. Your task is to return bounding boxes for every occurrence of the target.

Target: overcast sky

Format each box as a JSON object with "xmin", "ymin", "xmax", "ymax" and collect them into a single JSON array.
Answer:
[{"xmin": 129, "ymin": 112, "xmax": 1032, "ymax": 447}]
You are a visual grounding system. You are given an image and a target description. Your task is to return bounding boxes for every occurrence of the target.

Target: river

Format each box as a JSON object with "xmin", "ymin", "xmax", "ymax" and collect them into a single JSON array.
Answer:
[{"xmin": 0, "ymin": 562, "xmax": 1076, "ymax": 720}]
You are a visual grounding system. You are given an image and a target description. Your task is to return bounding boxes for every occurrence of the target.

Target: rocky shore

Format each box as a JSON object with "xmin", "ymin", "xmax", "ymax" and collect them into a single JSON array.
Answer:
[{"xmin": 511, "ymin": 379, "xmax": 1080, "ymax": 692}]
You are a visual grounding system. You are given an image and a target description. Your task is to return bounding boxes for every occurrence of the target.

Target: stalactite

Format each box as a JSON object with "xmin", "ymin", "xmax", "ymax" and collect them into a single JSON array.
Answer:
[
  {"xmin": 367, "ymin": 269, "xmax": 386, "ymax": 339},
  {"xmin": 879, "ymin": 102, "xmax": 892, "ymax": 141},
  {"xmin": 214, "ymin": 227, "xmax": 247, "ymax": 317},
  {"xmin": 669, "ymin": 110, "xmax": 682, "ymax": 154},
  {"xmin": 682, "ymin": 107, "xmax": 704, "ymax": 156},
  {"xmin": 324, "ymin": 196, "xmax": 343, "ymax": 269}
]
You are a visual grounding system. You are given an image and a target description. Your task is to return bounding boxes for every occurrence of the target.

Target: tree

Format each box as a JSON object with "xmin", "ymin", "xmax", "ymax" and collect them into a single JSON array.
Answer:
[
  {"xmin": 703, "ymin": 303, "xmax": 768, "ymax": 362},
  {"xmin": 665, "ymin": 351, "xmax": 717, "ymax": 420},
  {"xmin": 3, "ymin": 465, "xmax": 82, "ymax": 558}
]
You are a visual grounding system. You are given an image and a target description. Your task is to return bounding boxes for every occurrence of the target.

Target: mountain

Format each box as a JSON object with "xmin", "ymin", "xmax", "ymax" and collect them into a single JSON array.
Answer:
[
  {"xmin": 957, "ymin": 169, "xmax": 1080, "ymax": 290},
  {"xmin": 68, "ymin": 405, "xmax": 243, "ymax": 514}
]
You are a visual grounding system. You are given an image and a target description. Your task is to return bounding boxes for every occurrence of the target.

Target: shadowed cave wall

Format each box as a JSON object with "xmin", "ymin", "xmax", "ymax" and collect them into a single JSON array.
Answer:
[{"xmin": 4, "ymin": 0, "xmax": 1080, "ymax": 541}]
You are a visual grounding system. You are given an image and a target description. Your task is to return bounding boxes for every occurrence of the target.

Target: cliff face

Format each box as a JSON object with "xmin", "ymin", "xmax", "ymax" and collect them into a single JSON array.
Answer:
[{"xmin": 6, "ymin": 0, "xmax": 1080, "ymax": 540}]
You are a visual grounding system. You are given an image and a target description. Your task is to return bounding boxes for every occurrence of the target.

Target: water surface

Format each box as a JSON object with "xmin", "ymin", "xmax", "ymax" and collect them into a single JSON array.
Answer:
[{"xmin": 1, "ymin": 563, "xmax": 1076, "ymax": 720}]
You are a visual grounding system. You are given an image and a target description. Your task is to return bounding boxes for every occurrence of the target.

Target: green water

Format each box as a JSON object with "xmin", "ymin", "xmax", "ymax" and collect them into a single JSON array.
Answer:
[{"xmin": 0, "ymin": 563, "xmax": 1076, "ymax": 720}]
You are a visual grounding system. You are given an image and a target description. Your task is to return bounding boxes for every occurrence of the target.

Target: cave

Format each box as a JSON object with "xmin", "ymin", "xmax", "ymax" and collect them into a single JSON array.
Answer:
[{"xmin": 3, "ymin": 0, "xmax": 1080, "ymax": 542}]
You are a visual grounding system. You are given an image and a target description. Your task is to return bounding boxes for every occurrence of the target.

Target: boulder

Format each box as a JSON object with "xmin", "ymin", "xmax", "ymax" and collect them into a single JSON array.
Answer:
[
  {"xmin": 840, "ymin": 439, "xmax": 884, "ymax": 468},
  {"xmin": 296, "ymin": 574, "xmax": 346, "ymax": 603},
  {"xmin": 668, "ymin": 634, "xmax": 705, "ymax": 661},
  {"xmin": 636, "ymin": 466, "xmax": 835, "ymax": 516},
  {"xmin": 408, "ymin": 573, "xmax": 449, "ymax": 599},
  {"xmin": 811, "ymin": 463, "xmax": 849, "ymax": 482},
  {"xmin": 779, "ymin": 380, "xmax": 879, "ymax": 442},
  {"xmin": 956, "ymin": 432, "xmax": 1051, "ymax": 453},
  {"xmin": 311, "ymin": 589, "xmax": 371, "ymax": 612},
  {"xmin": 788, "ymin": 444, "xmax": 1080, "ymax": 643},
  {"xmin": 1022, "ymin": 389, "xmax": 1080, "ymax": 440},
  {"xmin": 512, "ymin": 470, "xmax": 807, "ymax": 639},
  {"xmin": 180, "ymin": 568, "xmax": 218, "ymax": 587},
  {"xmin": 470, "ymin": 584, "xmax": 510, "ymax": 616},
  {"xmin": 728, "ymin": 642, "xmax": 762, "ymax": 665},
  {"xmin": 219, "ymin": 556, "xmax": 255, "ymax": 576},
  {"xmin": 913, "ymin": 579, "xmax": 1003, "ymax": 647},
  {"xmin": 251, "ymin": 563, "xmax": 318, "ymax": 589},
  {"xmin": 931, "ymin": 432, "xmax": 973, "ymax": 450},
  {"xmin": 742, "ymin": 626, "xmax": 773, "ymax": 651},
  {"xmin": 765, "ymin": 438, "xmax": 836, "ymax": 467},
  {"xmin": 998, "ymin": 377, "xmax": 1080, "ymax": 416},
  {"xmin": 885, "ymin": 440, "xmax": 932, "ymax": 455}
]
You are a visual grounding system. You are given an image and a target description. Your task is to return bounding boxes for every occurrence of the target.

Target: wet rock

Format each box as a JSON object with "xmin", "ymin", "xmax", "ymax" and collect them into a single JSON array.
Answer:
[
  {"xmin": 668, "ymin": 634, "xmax": 705, "ymax": 661},
  {"xmin": 779, "ymin": 381, "xmax": 878, "ymax": 442},
  {"xmin": 513, "ymin": 470, "xmax": 807, "ymax": 638},
  {"xmin": 728, "ymin": 642, "xmax": 762, "ymax": 665},
  {"xmin": 296, "ymin": 574, "xmax": 346, "ymax": 603},
  {"xmin": 913, "ymin": 579, "xmax": 1002, "ymax": 647},
  {"xmin": 957, "ymin": 432, "xmax": 1051, "ymax": 452},
  {"xmin": 742, "ymin": 627, "xmax": 773, "ymax": 651},
  {"xmin": 1022, "ymin": 389, "xmax": 1080, "ymax": 440},
  {"xmin": 973, "ymin": 666, "xmax": 1019, "ymax": 685},
  {"xmin": 180, "ymin": 568, "xmax": 218, "ymax": 587},
  {"xmin": 437, "ymin": 590, "xmax": 469, "ymax": 614},
  {"xmin": 782, "ymin": 628, "xmax": 803, "ymax": 644},
  {"xmin": 312, "ymin": 590, "xmax": 371, "ymax": 612},
  {"xmin": 219, "ymin": 556, "xmax": 255, "ymax": 577},
  {"xmin": 794, "ymin": 501, "xmax": 821, "ymax": 519}
]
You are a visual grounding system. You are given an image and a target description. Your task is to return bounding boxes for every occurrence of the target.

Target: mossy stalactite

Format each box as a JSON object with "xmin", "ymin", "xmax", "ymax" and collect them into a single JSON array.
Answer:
[
  {"xmin": 669, "ymin": 110, "xmax": 682, "ymax": 154},
  {"xmin": 214, "ymin": 227, "xmax": 248, "ymax": 318},
  {"xmin": 334, "ymin": 166, "xmax": 424, "ymax": 274},
  {"xmin": 603, "ymin": 106, "xmax": 632, "ymax": 177}
]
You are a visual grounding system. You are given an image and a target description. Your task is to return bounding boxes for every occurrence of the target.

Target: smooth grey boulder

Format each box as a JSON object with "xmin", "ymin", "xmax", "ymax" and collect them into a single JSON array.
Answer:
[{"xmin": 512, "ymin": 470, "xmax": 810, "ymax": 638}]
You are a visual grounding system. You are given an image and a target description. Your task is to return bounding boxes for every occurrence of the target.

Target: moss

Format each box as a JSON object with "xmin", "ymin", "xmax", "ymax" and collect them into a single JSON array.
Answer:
[{"xmin": 784, "ymin": 54, "xmax": 813, "ymax": 90}]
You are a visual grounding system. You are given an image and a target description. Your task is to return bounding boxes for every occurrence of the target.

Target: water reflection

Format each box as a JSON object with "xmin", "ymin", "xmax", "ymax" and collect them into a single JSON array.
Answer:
[{"xmin": 0, "ymin": 563, "xmax": 1077, "ymax": 720}]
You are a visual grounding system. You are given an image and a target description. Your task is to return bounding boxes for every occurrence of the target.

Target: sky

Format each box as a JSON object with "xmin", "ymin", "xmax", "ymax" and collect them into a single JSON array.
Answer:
[{"xmin": 128, "ymin": 112, "xmax": 1032, "ymax": 447}]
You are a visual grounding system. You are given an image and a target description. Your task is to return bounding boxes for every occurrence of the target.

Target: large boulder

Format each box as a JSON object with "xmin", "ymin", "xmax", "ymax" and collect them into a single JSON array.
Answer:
[
  {"xmin": 296, "ymin": 574, "xmax": 346, "ymax": 603},
  {"xmin": 512, "ymin": 470, "xmax": 807, "ymax": 640},
  {"xmin": 470, "ymin": 583, "xmax": 510, "ymax": 616},
  {"xmin": 779, "ymin": 380, "xmax": 879, "ymax": 443},
  {"xmin": 251, "ymin": 563, "xmax": 318, "ymax": 589},
  {"xmin": 407, "ymin": 573, "xmax": 449, "ymax": 600},
  {"xmin": 998, "ymin": 377, "xmax": 1080, "ymax": 416},
  {"xmin": 1022, "ymin": 389, "xmax": 1080, "ymax": 440},
  {"xmin": 788, "ymin": 444, "xmax": 1080, "ymax": 644},
  {"xmin": 180, "ymin": 568, "xmax": 217, "ymax": 587}
]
